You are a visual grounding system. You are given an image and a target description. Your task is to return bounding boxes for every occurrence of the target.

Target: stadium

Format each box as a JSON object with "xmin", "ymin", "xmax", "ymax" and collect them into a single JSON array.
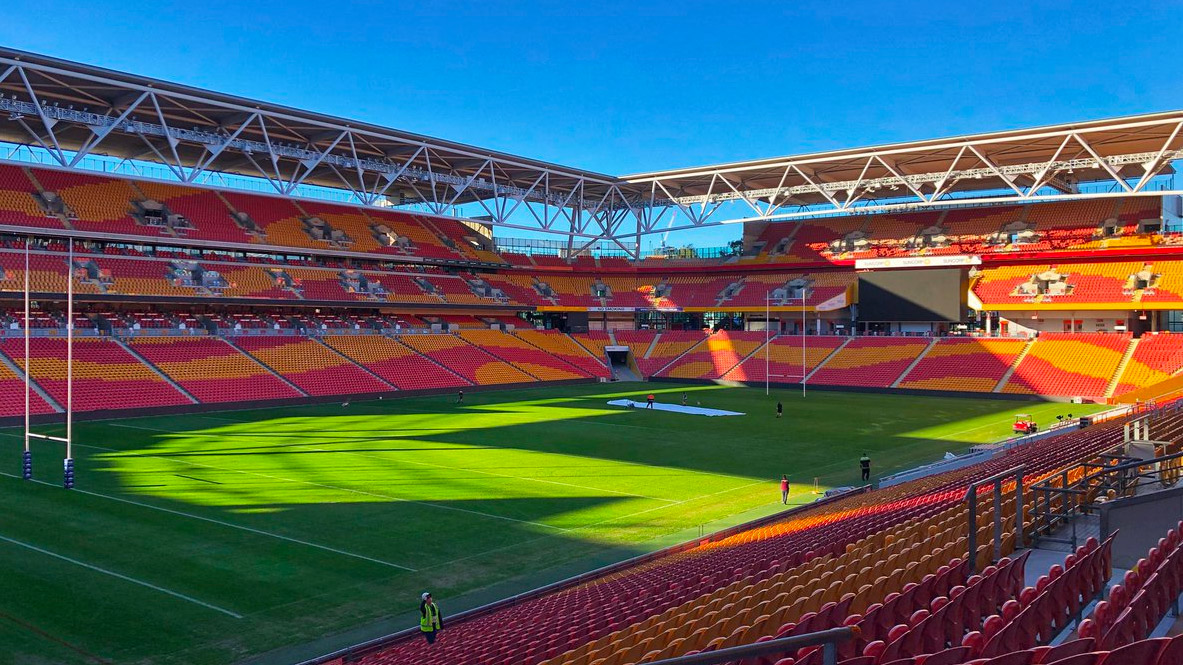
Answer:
[{"xmin": 2, "ymin": 40, "xmax": 1183, "ymax": 665}]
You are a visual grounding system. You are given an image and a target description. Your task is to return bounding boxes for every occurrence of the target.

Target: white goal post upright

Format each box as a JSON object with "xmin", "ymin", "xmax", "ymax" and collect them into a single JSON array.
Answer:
[
  {"xmin": 764, "ymin": 290, "xmax": 807, "ymax": 398},
  {"xmin": 22, "ymin": 236, "xmax": 75, "ymax": 488},
  {"xmin": 21, "ymin": 237, "xmax": 30, "ymax": 479}
]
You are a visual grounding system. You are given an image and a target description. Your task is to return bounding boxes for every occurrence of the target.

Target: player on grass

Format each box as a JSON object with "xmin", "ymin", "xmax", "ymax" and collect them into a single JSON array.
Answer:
[
  {"xmin": 646, "ymin": 393, "xmax": 655, "ymax": 409},
  {"xmin": 860, "ymin": 453, "xmax": 871, "ymax": 482},
  {"xmin": 456, "ymin": 390, "xmax": 464, "ymax": 404},
  {"xmin": 780, "ymin": 475, "xmax": 790, "ymax": 504},
  {"xmin": 776, "ymin": 401, "xmax": 783, "ymax": 419}
]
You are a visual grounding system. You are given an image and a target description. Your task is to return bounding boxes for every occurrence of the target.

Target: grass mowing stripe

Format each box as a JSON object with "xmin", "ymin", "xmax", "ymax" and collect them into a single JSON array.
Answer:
[
  {"xmin": 0, "ymin": 534, "xmax": 243, "ymax": 619},
  {"xmin": 0, "ymin": 472, "xmax": 416, "ymax": 572},
  {"xmin": 59, "ymin": 435, "xmax": 571, "ymax": 532},
  {"xmin": 307, "ymin": 446, "xmax": 680, "ymax": 503},
  {"xmin": 572, "ymin": 479, "xmax": 771, "ymax": 530}
]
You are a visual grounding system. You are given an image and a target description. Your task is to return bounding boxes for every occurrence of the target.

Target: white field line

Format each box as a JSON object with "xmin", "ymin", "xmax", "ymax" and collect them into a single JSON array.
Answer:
[
  {"xmin": 0, "ymin": 471, "xmax": 414, "ymax": 572},
  {"xmin": 0, "ymin": 533, "xmax": 243, "ymax": 618}
]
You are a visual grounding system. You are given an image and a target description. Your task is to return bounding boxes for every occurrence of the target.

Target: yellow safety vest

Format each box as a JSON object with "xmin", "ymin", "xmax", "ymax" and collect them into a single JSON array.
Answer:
[{"xmin": 420, "ymin": 602, "xmax": 440, "ymax": 632}]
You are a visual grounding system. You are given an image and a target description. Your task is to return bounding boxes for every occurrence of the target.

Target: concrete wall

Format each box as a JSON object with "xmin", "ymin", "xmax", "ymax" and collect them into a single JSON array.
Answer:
[{"xmin": 1101, "ymin": 485, "xmax": 1183, "ymax": 569}]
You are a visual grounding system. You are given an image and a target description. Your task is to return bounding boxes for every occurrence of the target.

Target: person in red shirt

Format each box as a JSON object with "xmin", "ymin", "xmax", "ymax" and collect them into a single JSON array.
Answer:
[
  {"xmin": 646, "ymin": 394, "xmax": 655, "ymax": 409},
  {"xmin": 780, "ymin": 475, "xmax": 790, "ymax": 505}
]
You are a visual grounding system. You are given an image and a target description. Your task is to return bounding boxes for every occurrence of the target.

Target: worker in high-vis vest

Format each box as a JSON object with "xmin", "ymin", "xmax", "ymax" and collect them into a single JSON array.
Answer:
[{"xmin": 419, "ymin": 591, "xmax": 443, "ymax": 644}]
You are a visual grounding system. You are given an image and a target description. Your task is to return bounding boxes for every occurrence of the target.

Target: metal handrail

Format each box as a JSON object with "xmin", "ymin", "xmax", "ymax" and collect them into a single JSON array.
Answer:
[
  {"xmin": 1030, "ymin": 446, "xmax": 1183, "ymax": 548},
  {"xmin": 965, "ymin": 465, "xmax": 1025, "ymax": 573},
  {"xmin": 643, "ymin": 626, "xmax": 856, "ymax": 665}
]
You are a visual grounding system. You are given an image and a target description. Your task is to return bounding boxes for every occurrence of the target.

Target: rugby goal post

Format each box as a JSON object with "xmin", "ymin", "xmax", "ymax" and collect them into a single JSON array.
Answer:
[
  {"xmin": 20, "ymin": 236, "xmax": 76, "ymax": 489},
  {"xmin": 764, "ymin": 290, "xmax": 808, "ymax": 398}
]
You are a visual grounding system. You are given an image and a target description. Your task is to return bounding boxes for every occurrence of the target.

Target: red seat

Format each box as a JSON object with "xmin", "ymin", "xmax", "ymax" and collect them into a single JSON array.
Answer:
[
  {"xmin": 1033, "ymin": 639, "xmax": 1095, "ymax": 664},
  {"xmin": 1043, "ymin": 654, "xmax": 1104, "ymax": 665},
  {"xmin": 1101, "ymin": 637, "xmax": 1170, "ymax": 665}
]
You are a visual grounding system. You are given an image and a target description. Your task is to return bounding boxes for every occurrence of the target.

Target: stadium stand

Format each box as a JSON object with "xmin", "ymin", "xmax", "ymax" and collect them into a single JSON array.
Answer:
[
  {"xmin": 232, "ymin": 336, "xmax": 391, "ymax": 396},
  {"xmin": 129, "ymin": 336, "xmax": 302, "ymax": 402},
  {"xmin": 657, "ymin": 330, "xmax": 766, "ymax": 379},
  {"xmin": 635, "ymin": 330, "xmax": 708, "ymax": 377},
  {"xmin": 570, "ymin": 331, "xmax": 614, "ymax": 364},
  {"xmin": 456, "ymin": 330, "xmax": 590, "ymax": 380},
  {"xmin": 896, "ymin": 337, "xmax": 1029, "ymax": 393},
  {"xmin": 612, "ymin": 329, "xmax": 658, "ymax": 368},
  {"xmin": 1112, "ymin": 333, "xmax": 1183, "ymax": 396},
  {"xmin": 396, "ymin": 334, "xmax": 536, "ymax": 385},
  {"xmin": 0, "ymin": 354, "xmax": 56, "ymax": 416},
  {"xmin": 0, "ymin": 337, "xmax": 190, "ymax": 411},
  {"xmin": 808, "ymin": 337, "xmax": 933, "ymax": 388},
  {"xmin": 1002, "ymin": 333, "xmax": 1131, "ymax": 398},
  {"xmin": 514, "ymin": 329, "xmax": 611, "ymax": 378},
  {"xmin": 722, "ymin": 334, "xmax": 846, "ymax": 383},
  {"xmin": 0, "ymin": 164, "xmax": 57, "ymax": 229},
  {"xmin": 321, "ymin": 335, "xmax": 470, "ymax": 390}
]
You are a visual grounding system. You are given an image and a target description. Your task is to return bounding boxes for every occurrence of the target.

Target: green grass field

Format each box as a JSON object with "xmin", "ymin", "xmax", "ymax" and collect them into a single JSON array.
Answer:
[{"xmin": 0, "ymin": 383, "xmax": 1105, "ymax": 665}]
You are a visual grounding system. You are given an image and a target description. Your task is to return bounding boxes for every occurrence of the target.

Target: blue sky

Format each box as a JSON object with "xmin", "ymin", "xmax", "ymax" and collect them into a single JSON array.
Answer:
[{"xmin": 1, "ymin": 1, "xmax": 1181, "ymax": 249}]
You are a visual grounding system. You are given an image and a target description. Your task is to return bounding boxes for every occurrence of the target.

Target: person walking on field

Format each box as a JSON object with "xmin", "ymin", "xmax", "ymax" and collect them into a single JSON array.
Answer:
[
  {"xmin": 860, "ymin": 453, "xmax": 871, "ymax": 482},
  {"xmin": 456, "ymin": 390, "xmax": 464, "ymax": 404},
  {"xmin": 419, "ymin": 592, "xmax": 443, "ymax": 644},
  {"xmin": 646, "ymin": 393, "xmax": 655, "ymax": 409},
  {"xmin": 780, "ymin": 475, "xmax": 790, "ymax": 504},
  {"xmin": 776, "ymin": 401, "xmax": 783, "ymax": 419}
]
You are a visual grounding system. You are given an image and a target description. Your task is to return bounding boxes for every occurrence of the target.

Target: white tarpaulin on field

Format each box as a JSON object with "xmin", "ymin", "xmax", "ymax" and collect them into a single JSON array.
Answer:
[{"xmin": 607, "ymin": 399, "xmax": 744, "ymax": 417}]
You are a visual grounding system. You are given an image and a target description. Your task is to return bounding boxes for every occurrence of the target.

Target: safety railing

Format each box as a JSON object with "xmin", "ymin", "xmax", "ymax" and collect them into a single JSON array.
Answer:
[
  {"xmin": 966, "ymin": 465, "xmax": 1025, "ymax": 573},
  {"xmin": 1030, "ymin": 447, "xmax": 1183, "ymax": 549}
]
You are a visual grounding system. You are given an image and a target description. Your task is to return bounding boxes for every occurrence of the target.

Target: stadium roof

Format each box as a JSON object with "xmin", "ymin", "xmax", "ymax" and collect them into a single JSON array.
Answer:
[
  {"xmin": 0, "ymin": 46, "xmax": 1181, "ymax": 253},
  {"xmin": 624, "ymin": 110, "xmax": 1183, "ymax": 211}
]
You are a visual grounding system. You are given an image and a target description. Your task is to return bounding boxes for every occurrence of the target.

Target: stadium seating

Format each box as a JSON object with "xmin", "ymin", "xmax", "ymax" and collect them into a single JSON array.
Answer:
[
  {"xmin": 456, "ymin": 330, "xmax": 590, "ymax": 380},
  {"xmin": 396, "ymin": 334, "xmax": 535, "ymax": 385},
  {"xmin": 133, "ymin": 181, "xmax": 252, "ymax": 243},
  {"xmin": 1002, "ymin": 333, "xmax": 1130, "ymax": 398},
  {"xmin": 808, "ymin": 337, "xmax": 932, "ymax": 388},
  {"xmin": 233, "ymin": 336, "xmax": 392, "ymax": 396},
  {"xmin": 635, "ymin": 330, "xmax": 707, "ymax": 377},
  {"xmin": 514, "ymin": 329, "xmax": 611, "ymax": 378},
  {"xmin": 31, "ymin": 169, "xmax": 147, "ymax": 237},
  {"xmin": 570, "ymin": 332, "xmax": 613, "ymax": 363},
  {"xmin": 612, "ymin": 329, "xmax": 659, "ymax": 369},
  {"xmin": 0, "ymin": 354, "xmax": 57, "ymax": 416},
  {"xmin": 657, "ymin": 331, "xmax": 766, "ymax": 379},
  {"xmin": 1112, "ymin": 333, "xmax": 1183, "ymax": 396},
  {"xmin": 129, "ymin": 336, "xmax": 302, "ymax": 402},
  {"xmin": 0, "ymin": 337, "xmax": 190, "ymax": 411},
  {"xmin": 1079, "ymin": 521, "xmax": 1183, "ymax": 651},
  {"xmin": 896, "ymin": 338, "xmax": 1028, "ymax": 393},
  {"xmin": 321, "ymin": 335, "xmax": 470, "ymax": 390},
  {"xmin": 0, "ymin": 164, "xmax": 58, "ymax": 229},
  {"xmin": 722, "ymin": 334, "xmax": 846, "ymax": 383}
]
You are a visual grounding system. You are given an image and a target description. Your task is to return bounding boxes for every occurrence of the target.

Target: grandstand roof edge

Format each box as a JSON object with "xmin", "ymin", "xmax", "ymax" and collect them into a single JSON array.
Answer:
[
  {"xmin": 0, "ymin": 46, "xmax": 623, "ymax": 184},
  {"xmin": 623, "ymin": 110, "xmax": 1183, "ymax": 181}
]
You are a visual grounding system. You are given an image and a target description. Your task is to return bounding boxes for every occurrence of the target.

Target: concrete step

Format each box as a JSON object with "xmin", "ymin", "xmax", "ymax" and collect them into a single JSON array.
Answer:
[{"xmin": 994, "ymin": 338, "xmax": 1035, "ymax": 392}]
